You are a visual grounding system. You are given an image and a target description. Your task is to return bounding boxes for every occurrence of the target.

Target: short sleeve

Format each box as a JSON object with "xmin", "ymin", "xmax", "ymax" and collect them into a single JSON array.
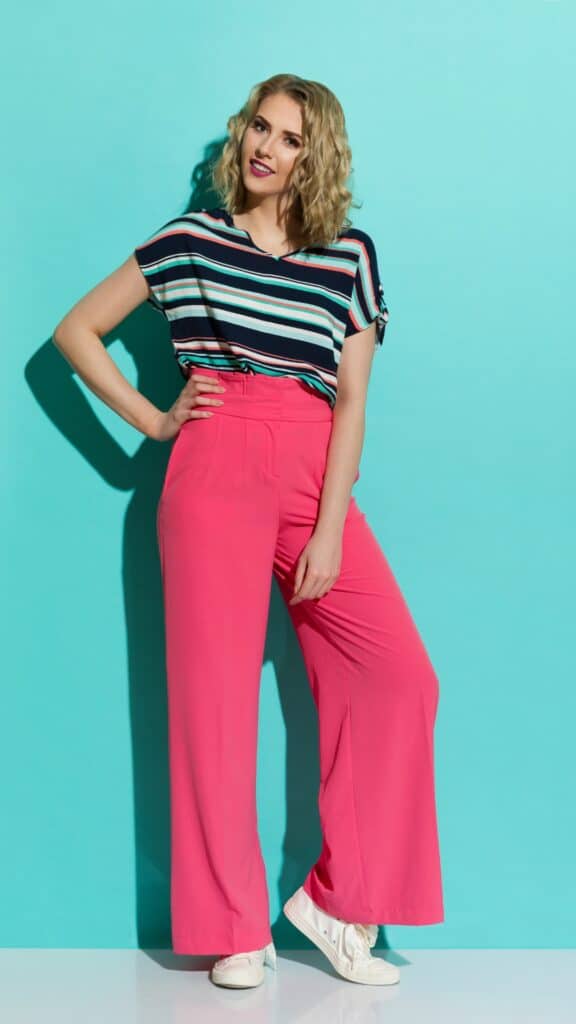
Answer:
[
  {"xmin": 344, "ymin": 232, "xmax": 389, "ymax": 346},
  {"xmin": 133, "ymin": 217, "xmax": 191, "ymax": 317}
]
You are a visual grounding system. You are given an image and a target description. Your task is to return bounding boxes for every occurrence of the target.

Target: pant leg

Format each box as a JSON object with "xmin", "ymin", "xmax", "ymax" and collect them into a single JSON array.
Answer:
[
  {"xmin": 157, "ymin": 411, "xmax": 277, "ymax": 954},
  {"xmin": 274, "ymin": 488, "xmax": 445, "ymax": 926}
]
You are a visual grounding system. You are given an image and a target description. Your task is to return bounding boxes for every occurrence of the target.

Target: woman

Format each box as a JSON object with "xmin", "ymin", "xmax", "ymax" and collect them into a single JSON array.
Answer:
[{"xmin": 53, "ymin": 73, "xmax": 444, "ymax": 989}]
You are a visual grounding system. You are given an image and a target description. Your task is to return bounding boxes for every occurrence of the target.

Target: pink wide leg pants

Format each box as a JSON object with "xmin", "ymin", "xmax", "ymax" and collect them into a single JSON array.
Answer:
[{"xmin": 157, "ymin": 368, "xmax": 444, "ymax": 955}]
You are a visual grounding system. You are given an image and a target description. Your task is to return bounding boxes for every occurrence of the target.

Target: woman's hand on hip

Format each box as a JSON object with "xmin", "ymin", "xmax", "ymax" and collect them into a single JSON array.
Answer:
[{"xmin": 153, "ymin": 374, "xmax": 226, "ymax": 441}]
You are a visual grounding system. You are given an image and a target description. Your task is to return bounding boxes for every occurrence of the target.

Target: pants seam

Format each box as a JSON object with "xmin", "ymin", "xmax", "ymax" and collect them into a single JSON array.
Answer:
[{"xmin": 346, "ymin": 695, "xmax": 374, "ymax": 920}]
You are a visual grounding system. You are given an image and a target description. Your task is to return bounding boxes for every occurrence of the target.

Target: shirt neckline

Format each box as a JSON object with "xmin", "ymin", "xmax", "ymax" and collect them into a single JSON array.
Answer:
[{"xmin": 217, "ymin": 207, "xmax": 304, "ymax": 261}]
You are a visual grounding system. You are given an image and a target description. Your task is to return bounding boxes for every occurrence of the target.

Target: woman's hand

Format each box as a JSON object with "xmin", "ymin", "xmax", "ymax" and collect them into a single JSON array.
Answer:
[
  {"xmin": 152, "ymin": 374, "xmax": 226, "ymax": 441},
  {"xmin": 289, "ymin": 528, "xmax": 343, "ymax": 605}
]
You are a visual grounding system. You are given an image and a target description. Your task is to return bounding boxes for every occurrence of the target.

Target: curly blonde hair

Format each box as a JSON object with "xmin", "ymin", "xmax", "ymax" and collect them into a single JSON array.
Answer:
[{"xmin": 210, "ymin": 73, "xmax": 360, "ymax": 250}]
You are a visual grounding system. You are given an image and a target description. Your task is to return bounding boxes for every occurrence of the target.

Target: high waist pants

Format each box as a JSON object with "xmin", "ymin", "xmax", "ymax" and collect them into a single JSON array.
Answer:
[{"xmin": 157, "ymin": 368, "xmax": 445, "ymax": 955}]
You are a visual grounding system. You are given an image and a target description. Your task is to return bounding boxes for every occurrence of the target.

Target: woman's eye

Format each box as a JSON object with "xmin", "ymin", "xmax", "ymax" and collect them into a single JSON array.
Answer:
[{"xmin": 253, "ymin": 120, "xmax": 299, "ymax": 147}]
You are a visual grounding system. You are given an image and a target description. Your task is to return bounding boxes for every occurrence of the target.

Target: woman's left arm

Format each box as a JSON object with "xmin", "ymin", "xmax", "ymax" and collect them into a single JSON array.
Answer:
[{"xmin": 289, "ymin": 322, "xmax": 377, "ymax": 605}]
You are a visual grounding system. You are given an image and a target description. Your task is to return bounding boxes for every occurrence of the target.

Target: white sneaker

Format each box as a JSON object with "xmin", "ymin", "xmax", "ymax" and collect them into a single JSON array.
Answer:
[
  {"xmin": 283, "ymin": 886, "xmax": 400, "ymax": 986},
  {"xmin": 210, "ymin": 940, "xmax": 277, "ymax": 988}
]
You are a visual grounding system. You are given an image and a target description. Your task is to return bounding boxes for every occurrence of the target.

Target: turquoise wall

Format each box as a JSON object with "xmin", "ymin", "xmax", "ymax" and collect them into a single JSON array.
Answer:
[{"xmin": 3, "ymin": 0, "xmax": 575, "ymax": 949}]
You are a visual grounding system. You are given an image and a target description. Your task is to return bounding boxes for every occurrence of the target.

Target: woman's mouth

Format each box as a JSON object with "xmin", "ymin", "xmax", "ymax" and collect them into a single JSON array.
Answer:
[{"xmin": 249, "ymin": 158, "xmax": 274, "ymax": 177}]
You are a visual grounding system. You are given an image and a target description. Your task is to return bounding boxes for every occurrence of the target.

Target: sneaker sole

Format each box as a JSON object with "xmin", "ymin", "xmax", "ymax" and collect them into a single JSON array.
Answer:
[
  {"xmin": 210, "ymin": 968, "xmax": 265, "ymax": 988},
  {"xmin": 282, "ymin": 894, "xmax": 400, "ymax": 986}
]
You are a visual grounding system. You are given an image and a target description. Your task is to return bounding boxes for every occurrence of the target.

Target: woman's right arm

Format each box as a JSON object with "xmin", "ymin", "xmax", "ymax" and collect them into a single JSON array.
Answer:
[
  {"xmin": 52, "ymin": 254, "xmax": 224, "ymax": 440},
  {"xmin": 52, "ymin": 254, "xmax": 169, "ymax": 439}
]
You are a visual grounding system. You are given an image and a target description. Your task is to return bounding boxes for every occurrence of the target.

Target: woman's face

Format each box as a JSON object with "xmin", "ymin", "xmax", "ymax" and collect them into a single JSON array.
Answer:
[{"xmin": 240, "ymin": 92, "xmax": 303, "ymax": 200}]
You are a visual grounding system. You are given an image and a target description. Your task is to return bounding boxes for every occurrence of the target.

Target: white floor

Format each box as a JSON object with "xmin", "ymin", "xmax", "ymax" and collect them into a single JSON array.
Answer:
[{"xmin": 0, "ymin": 949, "xmax": 573, "ymax": 1022}]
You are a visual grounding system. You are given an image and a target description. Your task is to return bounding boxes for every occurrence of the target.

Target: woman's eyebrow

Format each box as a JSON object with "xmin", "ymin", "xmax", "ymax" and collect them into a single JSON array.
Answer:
[{"xmin": 255, "ymin": 115, "xmax": 302, "ymax": 139}]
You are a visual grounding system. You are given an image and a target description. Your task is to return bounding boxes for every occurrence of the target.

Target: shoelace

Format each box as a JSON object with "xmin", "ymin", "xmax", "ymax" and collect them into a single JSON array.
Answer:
[{"xmin": 343, "ymin": 923, "xmax": 378, "ymax": 965}]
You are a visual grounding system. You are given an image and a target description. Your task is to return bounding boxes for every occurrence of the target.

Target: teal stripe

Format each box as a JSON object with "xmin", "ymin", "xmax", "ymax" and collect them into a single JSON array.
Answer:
[{"xmin": 178, "ymin": 355, "xmax": 335, "ymax": 404}]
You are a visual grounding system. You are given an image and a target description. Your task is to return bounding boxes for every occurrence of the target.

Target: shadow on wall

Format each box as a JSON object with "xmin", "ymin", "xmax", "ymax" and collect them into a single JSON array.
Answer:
[{"xmin": 24, "ymin": 142, "xmax": 393, "ymax": 958}]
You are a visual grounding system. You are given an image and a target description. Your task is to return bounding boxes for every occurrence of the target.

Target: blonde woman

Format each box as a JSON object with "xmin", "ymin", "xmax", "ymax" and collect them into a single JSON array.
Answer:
[{"xmin": 53, "ymin": 74, "xmax": 444, "ymax": 989}]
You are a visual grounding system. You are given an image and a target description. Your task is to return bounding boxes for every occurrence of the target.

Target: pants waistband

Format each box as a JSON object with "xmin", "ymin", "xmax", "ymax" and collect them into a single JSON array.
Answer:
[{"xmin": 188, "ymin": 368, "xmax": 334, "ymax": 422}]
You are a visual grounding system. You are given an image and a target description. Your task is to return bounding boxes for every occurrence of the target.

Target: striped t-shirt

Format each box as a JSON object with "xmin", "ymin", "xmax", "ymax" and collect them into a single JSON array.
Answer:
[{"xmin": 133, "ymin": 206, "xmax": 389, "ymax": 408}]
